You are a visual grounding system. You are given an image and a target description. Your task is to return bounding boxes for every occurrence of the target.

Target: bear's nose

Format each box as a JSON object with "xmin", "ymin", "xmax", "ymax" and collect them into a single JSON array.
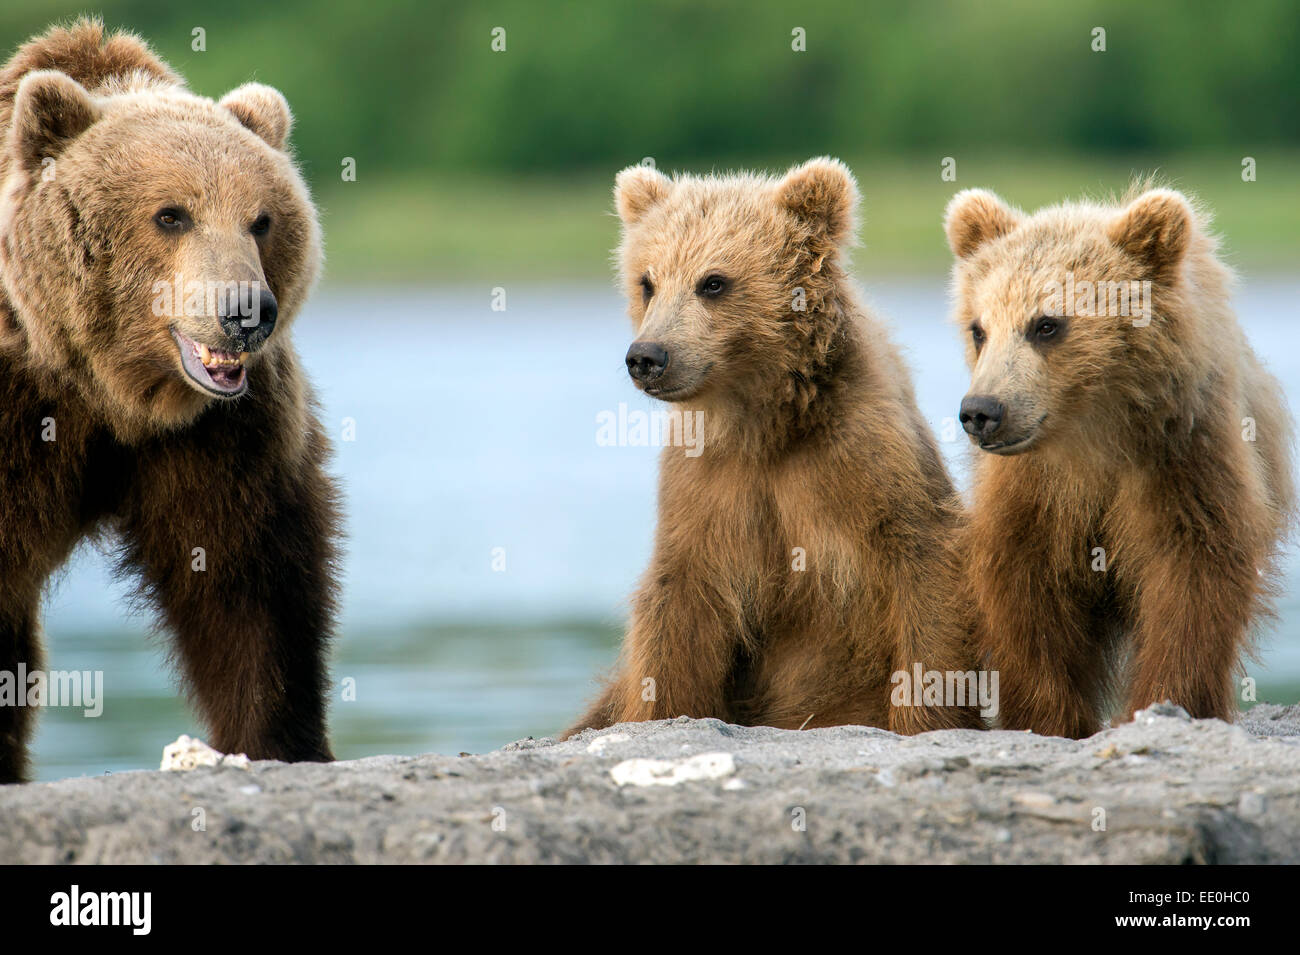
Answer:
[
  {"xmin": 959, "ymin": 394, "xmax": 1006, "ymax": 440},
  {"xmin": 626, "ymin": 341, "xmax": 669, "ymax": 383},
  {"xmin": 218, "ymin": 288, "xmax": 278, "ymax": 348}
]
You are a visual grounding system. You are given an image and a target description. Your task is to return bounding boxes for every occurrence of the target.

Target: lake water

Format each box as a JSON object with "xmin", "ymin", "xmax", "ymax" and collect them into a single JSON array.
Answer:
[{"xmin": 29, "ymin": 279, "xmax": 1300, "ymax": 780}]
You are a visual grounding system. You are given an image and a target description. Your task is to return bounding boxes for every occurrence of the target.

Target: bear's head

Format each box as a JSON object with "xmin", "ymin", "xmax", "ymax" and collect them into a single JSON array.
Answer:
[
  {"xmin": 944, "ymin": 186, "xmax": 1199, "ymax": 456},
  {"xmin": 0, "ymin": 70, "xmax": 320, "ymax": 434},
  {"xmin": 613, "ymin": 157, "xmax": 857, "ymax": 413}
]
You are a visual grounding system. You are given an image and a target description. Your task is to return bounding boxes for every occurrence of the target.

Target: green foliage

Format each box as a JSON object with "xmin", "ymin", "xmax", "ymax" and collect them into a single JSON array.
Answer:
[
  {"xmin": 3, "ymin": 0, "xmax": 1296, "ymax": 178},
  {"xmin": 3, "ymin": 2, "xmax": 1295, "ymax": 277}
]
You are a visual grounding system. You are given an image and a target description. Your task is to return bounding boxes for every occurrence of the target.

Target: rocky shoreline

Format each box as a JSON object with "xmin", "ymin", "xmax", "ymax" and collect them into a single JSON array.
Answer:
[{"xmin": 2, "ymin": 702, "xmax": 1297, "ymax": 864}]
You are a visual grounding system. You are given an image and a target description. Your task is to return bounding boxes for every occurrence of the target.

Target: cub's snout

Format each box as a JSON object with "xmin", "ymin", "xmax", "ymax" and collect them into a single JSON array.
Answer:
[
  {"xmin": 959, "ymin": 392, "xmax": 1043, "ymax": 453},
  {"xmin": 959, "ymin": 394, "xmax": 1005, "ymax": 441},
  {"xmin": 625, "ymin": 340, "xmax": 668, "ymax": 383}
]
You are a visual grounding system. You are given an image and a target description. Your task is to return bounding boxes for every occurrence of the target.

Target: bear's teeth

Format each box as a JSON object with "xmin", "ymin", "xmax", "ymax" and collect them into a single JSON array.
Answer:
[{"xmin": 194, "ymin": 344, "xmax": 246, "ymax": 368}]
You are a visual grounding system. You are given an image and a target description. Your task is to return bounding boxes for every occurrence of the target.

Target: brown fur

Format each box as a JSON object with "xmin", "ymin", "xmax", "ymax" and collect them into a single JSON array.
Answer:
[
  {"xmin": 946, "ymin": 184, "xmax": 1295, "ymax": 738},
  {"xmin": 0, "ymin": 19, "xmax": 340, "ymax": 782},
  {"xmin": 564, "ymin": 158, "xmax": 983, "ymax": 737}
]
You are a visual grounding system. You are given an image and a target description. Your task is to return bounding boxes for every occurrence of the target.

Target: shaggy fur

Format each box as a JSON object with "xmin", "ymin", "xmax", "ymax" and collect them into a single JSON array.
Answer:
[
  {"xmin": 565, "ymin": 158, "xmax": 983, "ymax": 737},
  {"xmin": 946, "ymin": 184, "xmax": 1295, "ymax": 738},
  {"xmin": 0, "ymin": 19, "xmax": 340, "ymax": 782}
]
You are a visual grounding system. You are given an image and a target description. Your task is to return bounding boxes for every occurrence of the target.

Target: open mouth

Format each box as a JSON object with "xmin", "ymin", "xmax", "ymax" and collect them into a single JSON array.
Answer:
[{"xmin": 171, "ymin": 328, "xmax": 249, "ymax": 397}]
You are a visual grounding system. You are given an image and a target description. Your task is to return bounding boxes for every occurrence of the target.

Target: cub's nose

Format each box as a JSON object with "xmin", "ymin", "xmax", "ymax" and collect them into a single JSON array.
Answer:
[
  {"xmin": 625, "ymin": 341, "xmax": 669, "ymax": 383},
  {"xmin": 218, "ymin": 288, "xmax": 278, "ymax": 348},
  {"xmin": 959, "ymin": 394, "xmax": 1006, "ymax": 440}
]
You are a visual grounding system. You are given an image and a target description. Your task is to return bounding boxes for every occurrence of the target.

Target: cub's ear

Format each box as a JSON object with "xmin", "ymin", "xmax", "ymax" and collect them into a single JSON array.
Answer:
[
  {"xmin": 614, "ymin": 164, "xmax": 672, "ymax": 225},
  {"xmin": 220, "ymin": 83, "xmax": 292, "ymax": 151},
  {"xmin": 944, "ymin": 189, "xmax": 1021, "ymax": 259},
  {"xmin": 9, "ymin": 70, "xmax": 99, "ymax": 174},
  {"xmin": 1107, "ymin": 188, "xmax": 1193, "ymax": 279},
  {"xmin": 777, "ymin": 156, "xmax": 857, "ymax": 249}
]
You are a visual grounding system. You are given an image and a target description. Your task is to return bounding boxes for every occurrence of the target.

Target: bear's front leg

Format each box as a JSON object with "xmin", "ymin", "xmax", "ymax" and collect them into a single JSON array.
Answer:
[
  {"xmin": 563, "ymin": 565, "xmax": 740, "ymax": 737},
  {"xmin": 966, "ymin": 488, "xmax": 1111, "ymax": 738},
  {"xmin": 879, "ymin": 524, "xmax": 985, "ymax": 734},
  {"xmin": 1116, "ymin": 464, "xmax": 1265, "ymax": 723},
  {"xmin": 120, "ymin": 410, "xmax": 342, "ymax": 763},
  {"xmin": 0, "ymin": 598, "xmax": 42, "ymax": 784},
  {"xmin": 974, "ymin": 588, "xmax": 1107, "ymax": 739}
]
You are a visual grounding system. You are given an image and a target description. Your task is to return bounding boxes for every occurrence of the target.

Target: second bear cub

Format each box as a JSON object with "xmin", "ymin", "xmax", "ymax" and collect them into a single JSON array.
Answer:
[
  {"xmin": 566, "ymin": 158, "xmax": 984, "ymax": 737},
  {"xmin": 947, "ymin": 185, "xmax": 1294, "ymax": 738}
]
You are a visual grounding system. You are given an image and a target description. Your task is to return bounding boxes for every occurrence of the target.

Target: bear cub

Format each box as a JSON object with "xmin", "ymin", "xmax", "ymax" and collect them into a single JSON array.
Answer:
[
  {"xmin": 947, "ymin": 185, "xmax": 1294, "ymax": 738},
  {"xmin": 566, "ymin": 158, "xmax": 985, "ymax": 737}
]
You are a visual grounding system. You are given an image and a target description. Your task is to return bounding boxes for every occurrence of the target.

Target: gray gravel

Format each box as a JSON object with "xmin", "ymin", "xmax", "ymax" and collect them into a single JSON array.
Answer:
[{"xmin": 2, "ymin": 702, "xmax": 1298, "ymax": 863}]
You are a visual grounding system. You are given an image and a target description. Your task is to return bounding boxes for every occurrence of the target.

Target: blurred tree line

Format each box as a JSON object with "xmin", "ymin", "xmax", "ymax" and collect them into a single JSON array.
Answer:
[{"xmin": 2, "ymin": 0, "xmax": 1296, "ymax": 186}]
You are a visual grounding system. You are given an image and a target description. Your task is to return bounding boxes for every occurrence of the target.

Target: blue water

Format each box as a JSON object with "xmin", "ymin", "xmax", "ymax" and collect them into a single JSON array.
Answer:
[{"xmin": 29, "ymin": 279, "xmax": 1300, "ymax": 780}]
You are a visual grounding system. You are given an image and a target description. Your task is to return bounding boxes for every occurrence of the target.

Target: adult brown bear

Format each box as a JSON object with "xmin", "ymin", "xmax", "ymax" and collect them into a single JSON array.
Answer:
[{"xmin": 0, "ymin": 19, "xmax": 340, "ymax": 782}]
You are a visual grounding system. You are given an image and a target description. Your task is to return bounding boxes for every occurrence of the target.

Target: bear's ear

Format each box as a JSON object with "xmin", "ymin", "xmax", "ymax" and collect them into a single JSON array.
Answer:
[
  {"xmin": 9, "ymin": 70, "xmax": 100, "ymax": 174},
  {"xmin": 777, "ymin": 156, "xmax": 857, "ymax": 248},
  {"xmin": 614, "ymin": 164, "xmax": 672, "ymax": 225},
  {"xmin": 220, "ymin": 83, "xmax": 292, "ymax": 151},
  {"xmin": 944, "ymin": 189, "xmax": 1021, "ymax": 259},
  {"xmin": 1107, "ymin": 188, "xmax": 1193, "ymax": 279}
]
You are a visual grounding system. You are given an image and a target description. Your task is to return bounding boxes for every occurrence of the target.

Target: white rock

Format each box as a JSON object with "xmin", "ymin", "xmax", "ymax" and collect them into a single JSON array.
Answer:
[
  {"xmin": 585, "ymin": 733, "xmax": 630, "ymax": 755},
  {"xmin": 159, "ymin": 734, "xmax": 249, "ymax": 772},
  {"xmin": 610, "ymin": 752, "xmax": 736, "ymax": 787}
]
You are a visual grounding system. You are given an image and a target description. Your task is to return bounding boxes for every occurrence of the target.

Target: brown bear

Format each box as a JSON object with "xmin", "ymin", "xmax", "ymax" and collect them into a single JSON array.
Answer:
[
  {"xmin": 946, "ymin": 184, "xmax": 1295, "ymax": 738},
  {"xmin": 565, "ymin": 158, "xmax": 985, "ymax": 738},
  {"xmin": 0, "ymin": 19, "xmax": 340, "ymax": 782}
]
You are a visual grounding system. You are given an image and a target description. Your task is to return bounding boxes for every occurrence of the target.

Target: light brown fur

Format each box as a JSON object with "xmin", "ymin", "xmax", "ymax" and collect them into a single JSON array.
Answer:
[
  {"xmin": 565, "ymin": 158, "xmax": 984, "ymax": 737},
  {"xmin": 946, "ymin": 184, "xmax": 1295, "ymax": 738}
]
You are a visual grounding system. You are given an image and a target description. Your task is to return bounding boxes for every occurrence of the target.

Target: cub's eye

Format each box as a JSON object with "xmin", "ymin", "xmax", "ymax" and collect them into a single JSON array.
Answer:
[
  {"xmin": 698, "ymin": 274, "xmax": 727, "ymax": 298},
  {"xmin": 1032, "ymin": 316, "xmax": 1061, "ymax": 342},
  {"xmin": 155, "ymin": 207, "xmax": 188, "ymax": 231},
  {"xmin": 639, "ymin": 275, "xmax": 654, "ymax": 303},
  {"xmin": 250, "ymin": 213, "xmax": 271, "ymax": 237},
  {"xmin": 970, "ymin": 324, "xmax": 986, "ymax": 348}
]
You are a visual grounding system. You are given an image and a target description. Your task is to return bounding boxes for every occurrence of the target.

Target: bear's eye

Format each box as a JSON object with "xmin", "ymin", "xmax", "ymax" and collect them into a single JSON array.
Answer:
[
  {"xmin": 1032, "ymin": 316, "xmax": 1062, "ymax": 342},
  {"xmin": 155, "ymin": 207, "xmax": 189, "ymax": 231},
  {"xmin": 250, "ymin": 214, "xmax": 272, "ymax": 237},
  {"xmin": 970, "ymin": 324, "xmax": 986, "ymax": 349},
  {"xmin": 697, "ymin": 274, "xmax": 727, "ymax": 298},
  {"xmin": 640, "ymin": 275, "xmax": 654, "ymax": 303}
]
